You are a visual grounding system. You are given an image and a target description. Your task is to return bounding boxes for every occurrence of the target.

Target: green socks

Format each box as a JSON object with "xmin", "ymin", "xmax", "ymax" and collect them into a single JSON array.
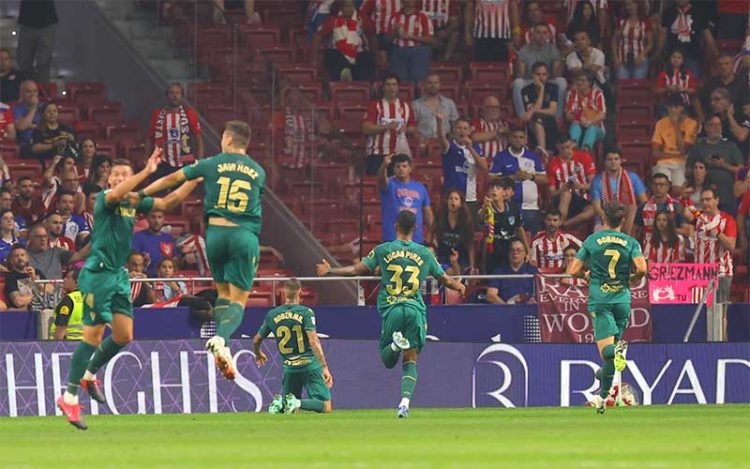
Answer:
[
  {"xmin": 300, "ymin": 399, "xmax": 326, "ymax": 413},
  {"xmin": 65, "ymin": 341, "xmax": 97, "ymax": 395},
  {"xmin": 87, "ymin": 337, "xmax": 126, "ymax": 375},
  {"xmin": 379, "ymin": 344, "xmax": 400, "ymax": 369},
  {"xmin": 215, "ymin": 302, "xmax": 244, "ymax": 343},
  {"xmin": 599, "ymin": 344, "xmax": 616, "ymax": 399},
  {"xmin": 401, "ymin": 361, "xmax": 417, "ymax": 399}
]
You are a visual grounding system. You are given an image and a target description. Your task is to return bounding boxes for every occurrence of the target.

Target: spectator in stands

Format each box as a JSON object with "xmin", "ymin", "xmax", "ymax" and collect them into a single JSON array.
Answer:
[
  {"xmin": 359, "ymin": 0, "xmax": 401, "ymax": 71},
  {"xmin": 421, "ymin": 0, "xmax": 461, "ymax": 61},
  {"xmin": 312, "ymin": 0, "xmax": 377, "ymax": 82},
  {"xmin": 655, "ymin": 48, "xmax": 697, "ymax": 113},
  {"xmin": 464, "ymin": 0, "xmax": 519, "ymax": 62},
  {"xmin": 613, "ymin": 0, "xmax": 652, "ymax": 80},
  {"xmin": 707, "ymin": 87, "xmax": 750, "ymax": 148},
  {"xmin": 643, "ymin": 210, "xmax": 687, "ymax": 264},
  {"xmin": 564, "ymin": 0, "xmax": 602, "ymax": 47},
  {"xmin": 512, "ymin": 24, "xmax": 567, "ymax": 122},
  {"xmin": 50, "ymin": 267, "xmax": 82, "ymax": 340},
  {"xmin": 132, "ymin": 209, "xmax": 176, "ymax": 278},
  {"xmin": 55, "ymin": 191, "xmax": 89, "ymax": 244},
  {"xmin": 529, "ymin": 208, "xmax": 582, "ymax": 271},
  {"xmin": 387, "ymin": 0, "xmax": 436, "ymax": 84},
  {"xmin": 362, "ymin": 73, "xmax": 416, "ymax": 175},
  {"xmin": 560, "ymin": 243, "xmax": 587, "ymax": 286},
  {"xmin": 16, "ymin": 0, "xmax": 58, "ymax": 83},
  {"xmin": 737, "ymin": 190, "xmax": 750, "ymax": 268},
  {"xmin": 471, "ymin": 95, "xmax": 509, "ymax": 161},
  {"xmin": 45, "ymin": 213, "xmax": 75, "ymax": 251},
  {"xmin": 683, "ymin": 159, "xmax": 712, "ymax": 216},
  {"xmin": 26, "ymin": 225, "xmax": 88, "ymax": 280},
  {"xmin": 591, "ymin": 150, "xmax": 648, "ymax": 235},
  {"xmin": 547, "ymin": 136, "xmax": 596, "ymax": 228},
  {"xmin": 517, "ymin": 0, "xmax": 563, "ymax": 49},
  {"xmin": 153, "ymin": 257, "xmax": 187, "ymax": 302},
  {"xmin": 412, "ymin": 73, "xmax": 458, "ymax": 140},
  {"xmin": 378, "ymin": 153, "xmax": 433, "ymax": 244},
  {"xmin": 690, "ymin": 188, "xmax": 736, "ymax": 322},
  {"xmin": 12, "ymin": 176, "xmax": 44, "ymax": 225},
  {"xmin": 431, "ymin": 189, "xmax": 475, "ymax": 275},
  {"xmin": 519, "ymin": 62, "xmax": 561, "ymax": 158},
  {"xmin": 77, "ymin": 138, "xmax": 97, "ymax": 181},
  {"xmin": 127, "ymin": 252, "xmax": 156, "ymax": 307},
  {"xmin": 479, "ymin": 177, "xmax": 527, "ymax": 272},
  {"xmin": 651, "ymin": 95, "xmax": 698, "ymax": 189},
  {"xmin": 30, "ymin": 103, "xmax": 78, "ymax": 165},
  {"xmin": 661, "ymin": 0, "xmax": 718, "ymax": 77},
  {"xmin": 86, "ymin": 155, "xmax": 111, "ymax": 190},
  {"xmin": 486, "ymin": 238, "xmax": 537, "ymax": 305},
  {"xmin": 149, "ymin": 83, "xmax": 204, "ymax": 180},
  {"xmin": 41, "ymin": 154, "xmax": 77, "ymax": 206},
  {"xmin": 565, "ymin": 30, "xmax": 606, "ymax": 86},
  {"xmin": 436, "ymin": 114, "xmax": 487, "ymax": 217},
  {"xmin": 0, "ymin": 48, "xmax": 26, "ymax": 103},
  {"xmin": 211, "ymin": 0, "xmax": 259, "ymax": 24},
  {"xmin": 81, "ymin": 183, "xmax": 100, "ymax": 230},
  {"xmin": 3, "ymin": 245, "xmax": 47, "ymax": 310},
  {"xmin": 272, "ymin": 88, "xmax": 335, "ymax": 169},
  {"xmin": 489, "ymin": 128, "xmax": 546, "ymax": 236},
  {"xmin": 0, "ymin": 99, "xmax": 16, "ymax": 142},
  {"xmin": 0, "ymin": 209, "xmax": 23, "ymax": 264},
  {"xmin": 12, "ymin": 80, "xmax": 41, "ymax": 154},
  {"xmin": 564, "ymin": 71, "xmax": 605, "ymax": 153},
  {"xmin": 697, "ymin": 53, "xmax": 749, "ymax": 123},
  {"xmin": 634, "ymin": 173, "xmax": 690, "ymax": 243},
  {"xmin": 687, "ymin": 114, "xmax": 744, "ymax": 215}
]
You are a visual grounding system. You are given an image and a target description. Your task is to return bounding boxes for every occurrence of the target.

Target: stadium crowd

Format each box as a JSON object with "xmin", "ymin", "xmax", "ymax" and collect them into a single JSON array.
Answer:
[{"xmin": 0, "ymin": 0, "xmax": 748, "ymax": 334}]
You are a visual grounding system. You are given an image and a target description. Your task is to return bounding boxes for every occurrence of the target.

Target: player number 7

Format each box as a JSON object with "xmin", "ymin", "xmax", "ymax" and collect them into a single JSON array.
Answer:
[{"xmin": 604, "ymin": 249, "xmax": 620, "ymax": 280}]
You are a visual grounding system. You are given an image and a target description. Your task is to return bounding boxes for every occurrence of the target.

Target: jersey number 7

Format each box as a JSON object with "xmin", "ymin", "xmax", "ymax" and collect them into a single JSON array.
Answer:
[
  {"xmin": 604, "ymin": 249, "xmax": 621, "ymax": 279},
  {"xmin": 217, "ymin": 177, "xmax": 252, "ymax": 213}
]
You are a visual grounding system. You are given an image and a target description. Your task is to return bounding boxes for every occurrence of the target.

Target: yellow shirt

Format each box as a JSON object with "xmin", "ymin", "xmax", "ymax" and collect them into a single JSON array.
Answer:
[{"xmin": 651, "ymin": 117, "xmax": 698, "ymax": 164}]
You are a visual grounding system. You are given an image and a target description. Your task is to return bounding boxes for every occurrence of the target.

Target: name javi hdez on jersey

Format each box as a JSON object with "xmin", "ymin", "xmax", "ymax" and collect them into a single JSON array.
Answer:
[{"xmin": 217, "ymin": 161, "xmax": 261, "ymax": 179}]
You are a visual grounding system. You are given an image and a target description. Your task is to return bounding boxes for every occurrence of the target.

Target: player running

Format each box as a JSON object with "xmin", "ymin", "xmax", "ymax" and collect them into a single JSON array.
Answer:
[
  {"xmin": 317, "ymin": 210, "xmax": 466, "ymax": 418},
  {"xmin": 253, "ymin": 279, "xmax": 333, "ymax": 414},
  {"xmin": 140, "ymin": 121, "xmax": 265, "ymax": 380},
  {"xmin": 566, "ymin": 202, "xmax": 647, "ymax": 414},
  {"xmin": 57, "ymin": 150, "xmax": 200, "ymax": 430}
]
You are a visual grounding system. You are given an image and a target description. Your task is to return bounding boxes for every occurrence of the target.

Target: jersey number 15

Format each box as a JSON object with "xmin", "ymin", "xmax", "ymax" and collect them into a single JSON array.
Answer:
[{"xmin": 217, "ymin": 177, "xmax": 252, "ymax": 213}]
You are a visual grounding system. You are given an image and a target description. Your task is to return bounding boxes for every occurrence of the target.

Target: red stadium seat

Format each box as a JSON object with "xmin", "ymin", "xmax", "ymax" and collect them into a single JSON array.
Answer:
[
  {"xmin": 260, "ymin": 46, "xmax": 295, "ymax": 64},
  {"xmin": 277, "ymin": 65, "xmax": 317, "ymax": 84},
  {"xmin": 187, "ymin": 83, "xmax": 229, "ymax": 108},
  {"xmin": 7, "ymin": 161, "xmax": 42, "ymax": 182},
  {"xmin": 334, "ymin": 105, "xmax": 368, "ymax": 132},
  {"xmin": 239, "ymin": 25, "xmax": 281, "ymax": 50},
  {"xmin": 616, "ymin": 122, "xmax": 653, "ymax": 143},
  {"xmin": 246, "ymin": 290, "xmax": 274, "ymax": 307},
  {"xmin": 87, "ymin": 103, "xmax": 123, "ymax": 126},
  {"xmin": 95, "ymin": 141, "xmax": 116, "ymax": 158},
  {"xmin": 204, "ymin": 104, "xmax": 240, "ymax": 129},
  {"xmin": 105, "ymin": 123, "xmax": 141, "ymax": 143},
  {"xmin": 616, "ymin": 80, "xmax": 652, "ymax": 104},
  {"xmin": 437, "ymin": 84, "xmax": 461, "ymax": 101},
  {"xmin": 469, "ymin": 62, "xmax": 511, "ymax": 82},
  {"xmin": 330, "ymin": 82, "xmax": 372, "ymax": 104},
  {"xmin": 615, "ymin": 103, "xmax": 654, "ymax": 121},
  {"xmin": 55, "ymin": 103, "xmax": 80, "ymax": 126},
  {"xmin": 194, "ymin": 27, "xmax": 230, "ymax": 54},
  {"xmin": 123, "ymin": 142, "xmax": 150, "ymax": 168},
  {"xmin": 38, "ymin": 82, "xmax": 58, "ymax": 100},
  {"xmin": 73, "ymin": 121, "xmax": 103, "ymax": 140},
  {"xmin": 430, "ymin": 63, "xmax": 463, "ymax": 84},
  {"xmin": 283, "ymin": 84, "xmax": 322, "ymax": 104},
  {"xmin": 66, "ymin": 82, "xmax": 107, "ymax": 106},
  {"xmin": 465, "ymin": 81, "xmax": 509, "ymax": 104},
  {"xmin": 414, "ymin": 162, "xmax": 442, "ymax": 185},
  {"xmin": 1, "ymin": 143, "xmax": 21, "ymax": 161}
]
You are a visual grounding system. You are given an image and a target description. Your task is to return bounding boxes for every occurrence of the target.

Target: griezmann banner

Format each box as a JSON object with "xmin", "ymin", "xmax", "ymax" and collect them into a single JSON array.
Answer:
[
  {"xmin": 648, "ymin": 263, "xmax": 718, "ymax": 305},
  {"xmin": 535, "ymin": 276, "xmax": 652, "ymax": 343}
]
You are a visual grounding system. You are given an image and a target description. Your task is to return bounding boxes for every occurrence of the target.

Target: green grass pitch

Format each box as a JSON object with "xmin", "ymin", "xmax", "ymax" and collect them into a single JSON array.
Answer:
[{"xmin": 2, "ymin": 405, "xmax": 748, "ymax": 467}]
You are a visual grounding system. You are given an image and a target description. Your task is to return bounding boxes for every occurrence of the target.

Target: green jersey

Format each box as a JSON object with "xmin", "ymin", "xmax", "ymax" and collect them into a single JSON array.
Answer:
[
  {"xmin": 361, "ymin": 239, "xmax": 446, "ymax": 316},
  {"xmin": 257, "ymin": 304, "xmax": 319, "ymax": 372},
  {"xmin": 182, "ymin": 152, "xmax": 266, "ymax": 235},
  {"xmin": 84, "ymin": 191, "xmax": 154, "ymax": 272},
  {"xmin": 575, "ymin": 229, "xmax": 644, "ymax": 305}
]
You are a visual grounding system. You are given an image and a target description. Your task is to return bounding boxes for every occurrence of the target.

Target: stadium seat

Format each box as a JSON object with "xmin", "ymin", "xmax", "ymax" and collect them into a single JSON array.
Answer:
[
  {"xmin": 430, "ymin": 63, "xmax": 463, "ymax": 84},
  {"xmin": 194, "ymin": 27, "xmax": 230, "ymax": 54},
  {"xmin": 330, "ymin": 82, "xmax": 372, "ymax": 104},
  {"xmin": 204, "ymin": 104, "xmax": 240, "ymax": 130},
  {"xmin": 277, "ymin": 65, "xmax": 317, "ymax": 84},
  {"xmin": 73, "ymin": 121, "xmax": 103, "ymax": 140},
  {"xmin": 106, "ymin": 123, "xmax": 141, "ymax": 143},
  {"xmin": 437, "ymin": 84, "xmax": 461, "ymax": 101},
  {"xmin": 55, "ymin": 104, "xmax": 80, "ymax": 126},
  {"xmin": 37, "ymin": 82, "xmax": 58, "ymax": 100},
  {"xmin": 414, "ymin": 162, "xmax": 443, "ymax": 185},
  {"xmin": 465, "ymin": 81, "xmax": 509, "ymax": 104},
  {"xmin": 66, "ymin": 82, "xmax": 107, "ymax": 107},
  {"xmin": 616, "ymin": 104, "xmax": 654, "ymax": 121},
  {"xmin": 616, "ymin": 122, "xmax": 653, "ymax": 143},
  {"xmin": 469, "ymin": 62, "xmax": 511, "ymax": 82},
  {"xmin": 283, "ymin": 84, "xmax": 322, "ymax": 104},
  {"xmin": 333, "ymin": 105, "xmax": 368, "ymax": 132},
  {"xmin": 123, "ymin": 143, "xmax": 150, "ymax": 168},
  {"xmin": 246, "ymin": 289, "xmax": 274, "ymax": 307},
  {"xmin": 187, "ymin": 83, "xmax": 229, "ymax": 108},
  {"xmin": 260, "ymin": 46, "xmax": 296, "ymax": 64},
  {"xmin": 7, "ymin": 161, "xmax": 42, "ymax": 182},
  {"xmin": 239, "ymin": 25, "xmax": 282, "ymax": 50},
  {"xmin": 87, "ymin": 103, "xmax": 124, "ymax": 126},
  {"xmin": 616, "ymin": 80, "xmax": 652, "ymax": 104},
  {"xmin": 94, "ymin": 141, "xmax": 116, "ymax": 158}
]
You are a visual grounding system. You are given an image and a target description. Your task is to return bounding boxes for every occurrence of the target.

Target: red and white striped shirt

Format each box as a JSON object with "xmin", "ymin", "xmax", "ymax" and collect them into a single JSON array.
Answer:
[
  {"xmin": 618, "ymin": 17, "xmax": 650, "ymax": 61},
  {"xmin": 361, "ymin": 0, "xmax": 402, "ymax": 35},
  {"xmin": 546, "ymin": 150, "xmax": 596, "ymax": 199},
  {"xmin": 639, "ymin": 195, "xmax": 678, "ymax": 241},
  {"xmin": 421, "ymin": 0, "xmax": 458, "ymax": 29},
  {"xmin": 364, "ymin": 98, "xmax": 415, "ymax": 155},
  {"xmin": 563, "ymin": 0, "xmax": 608, "ymax": 25},
  {"xmin": 643, "ymin": 234, "xmax": 687, "ymax": 264},
  {"xmin": 565, "ymin": 87, "xmax": 606, "ymax": 129},
  {"xmin": 471, "ymin": 117, "xmax": 508, "ymax": 159},
  {"xmin": 530, "ymin": 231, "xmax": 582, "ymax": 270},
  {"xmin": 693, "ymin": 212, "xmax": 737, "ymax": 277},
  {"xmin": 656, "ymin": 69, "xmax": 696, "ymax": 107},
  {"xmin": 389, "ymin": 9, "xmax": 434, "ymax": 48},
  {"xmin": 49, "ymin": 236, "xmax": 76, "ymax": 252},
  {"xmin": 472, "ymin": 0, "xmax": 513, "ymax": 39},
  {"xmin": 148, "ymin": 106, "xmax": 202, "ymax": 168}
]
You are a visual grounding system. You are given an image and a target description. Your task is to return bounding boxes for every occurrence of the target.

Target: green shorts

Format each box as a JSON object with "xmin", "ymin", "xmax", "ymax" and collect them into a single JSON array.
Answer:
[
  {"xmin": 282, "ymin": 368, "xmax": 331, "ymax": 401},
  {"xmin": 80, "ymin": 268, "xmax": 133, "ymax": 326},
  {"xmin": 379, "ymin": 304, "xmax": 427, "ymax": 353},
  {"xmin": 206, "ymin": 225, "xmax": 259, "ymax": 291},
  {"xmin": 589, "ymin": 303, "xmax": 630, "ymax": 342}
]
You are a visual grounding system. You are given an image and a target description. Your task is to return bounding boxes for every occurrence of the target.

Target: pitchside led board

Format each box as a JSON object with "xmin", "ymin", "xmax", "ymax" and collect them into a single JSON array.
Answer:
[
  {"xmin": 648, "ymin": 263, "xmax": 718, "ymax": 305},
  {"xmin": 0, "ymin": 340, "xmax": 748, "ymax": 417}
]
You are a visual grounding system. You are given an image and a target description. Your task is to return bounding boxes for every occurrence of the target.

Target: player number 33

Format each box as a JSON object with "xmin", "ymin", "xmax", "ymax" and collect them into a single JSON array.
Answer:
[
  {"xmin": 216, "ymin": 176, "xmax": 252, "ymax": 213},
  {"xmin": 386, "ymin": 265, "xmax": 420, "ymax": 296}
]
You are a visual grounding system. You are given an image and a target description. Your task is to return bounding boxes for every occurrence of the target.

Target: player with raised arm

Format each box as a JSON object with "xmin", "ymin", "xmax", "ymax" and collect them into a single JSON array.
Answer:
[
  {"xmin": 139, "ymin": 121, "xmax": 265, "ymax": 380},
  {"xmin": 56, "ymin": 149, "xmax": 201, "ymax": 430},
  {"xmin": 317, "ymin": 210, "xmax": 466, "ymax": 418},
  {"xmin": 566, "ymin": 202, "xmax": 647, "ymax": 414},
  {"xmin": 253, "ymin": 279, "xmax": 333, "ymax": 415}
]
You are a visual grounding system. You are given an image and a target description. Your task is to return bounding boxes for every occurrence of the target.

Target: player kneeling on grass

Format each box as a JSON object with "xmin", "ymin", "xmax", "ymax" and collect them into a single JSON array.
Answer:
[
  {"xmin": 253, "ymin": 279, "xmax": 333, "ymax": 414},
  {"xmin": 56, "ymin": 150, "xmax": 201, "ymax": 430},
  {"xmin": 566, "ymin": 202, "xmax": 647, "ymax": 414},
  {"xmin": 317, "ymin": 210, "xmax": 466, "ymax": 418}
]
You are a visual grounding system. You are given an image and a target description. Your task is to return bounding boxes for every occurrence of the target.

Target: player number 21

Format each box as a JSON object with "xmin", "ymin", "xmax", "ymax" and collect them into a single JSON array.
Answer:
[
  {"xmin": 277, "ymin": 325, "xmax": 305, "ymax": 354},
  {"xmin": 604, "ymin": 249, "xmax": 621, "ymax": 279},
  {"xmin": 216, "ymin": 177, "xmax": 252, "ymax": 213},
  {"xmin": 386, "ymin": 265, "xmax": 420, "ymax": 296}
]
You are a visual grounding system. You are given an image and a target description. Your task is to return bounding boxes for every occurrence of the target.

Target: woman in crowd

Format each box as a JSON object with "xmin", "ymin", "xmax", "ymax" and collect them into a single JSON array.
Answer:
[
  {"xmin": 682, "ymin": 159, "xmax": 709, "ymax": 213},
  {"xmin": 565, "ymin": 0, "xmax": 600, "ymax": 47},
  {"xmin": 0, "ymin": 208, "xmax": 23, "ymax": 265},
  {"xmin": 613, "ymin": 0, "xmax": 652, "ymax": 80},
  {"xmin": 561, "ymin": 244, "xmax": 587, "ymax": 286},
  {"xmin": 30, "ymin": 103, "xmax": 78, "ymax": 165},
  {"xmin": 655, "ymin": 48, "xmax": 697, "ymax": 114},
  {"xmin": 564, "ymin": 71, "xmax": 606, "ymax": 153},
  {"xmin": 431, "ymin": 189, "xmax": 475, "ymax": 275},
  {"xmin": 77, "ymin": 138, "xmax": 97, "ymax": 181},
  {"xmin": 643, "ymin": 211, "xmax": 686, "ymax": 264},
  {"xmin": 153, "ymin": 257, "xmax": 187, "ymax": 302},
  {"xmin": 86, "ymin": 154, "xmax": 111, "ymax": 189}
]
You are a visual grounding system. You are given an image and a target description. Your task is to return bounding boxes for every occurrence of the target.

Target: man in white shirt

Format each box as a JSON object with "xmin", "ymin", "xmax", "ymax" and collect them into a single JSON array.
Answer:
[{"xmin": 565, "ymin": 29, "xmax": 606, "ymax": 85}]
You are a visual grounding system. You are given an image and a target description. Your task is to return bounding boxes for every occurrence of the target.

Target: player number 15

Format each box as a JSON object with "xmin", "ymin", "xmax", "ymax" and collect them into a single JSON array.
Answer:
[{"xmin": 216, "ymin": 177, "xmax": 252, "ymax": 213}]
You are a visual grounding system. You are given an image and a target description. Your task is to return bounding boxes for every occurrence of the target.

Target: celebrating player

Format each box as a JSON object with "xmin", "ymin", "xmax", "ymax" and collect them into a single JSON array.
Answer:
[
  {"xmin": 57, "ymin": 149, "xmax": 200, "ymax": 430},
  {"xmin": 316, "ymin": 210, "xmax": 466, "ymax": 418},
  {"xmin": 253, "ymin": 279, "xmax": 333, "ymax": 414},
  {"xmin": 565, "ymin": 202, "xmax": 647, "ymax": 414},
  {"xmin": 139, "ymin": 121, "xmax": 266, "ymax": 380}
]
